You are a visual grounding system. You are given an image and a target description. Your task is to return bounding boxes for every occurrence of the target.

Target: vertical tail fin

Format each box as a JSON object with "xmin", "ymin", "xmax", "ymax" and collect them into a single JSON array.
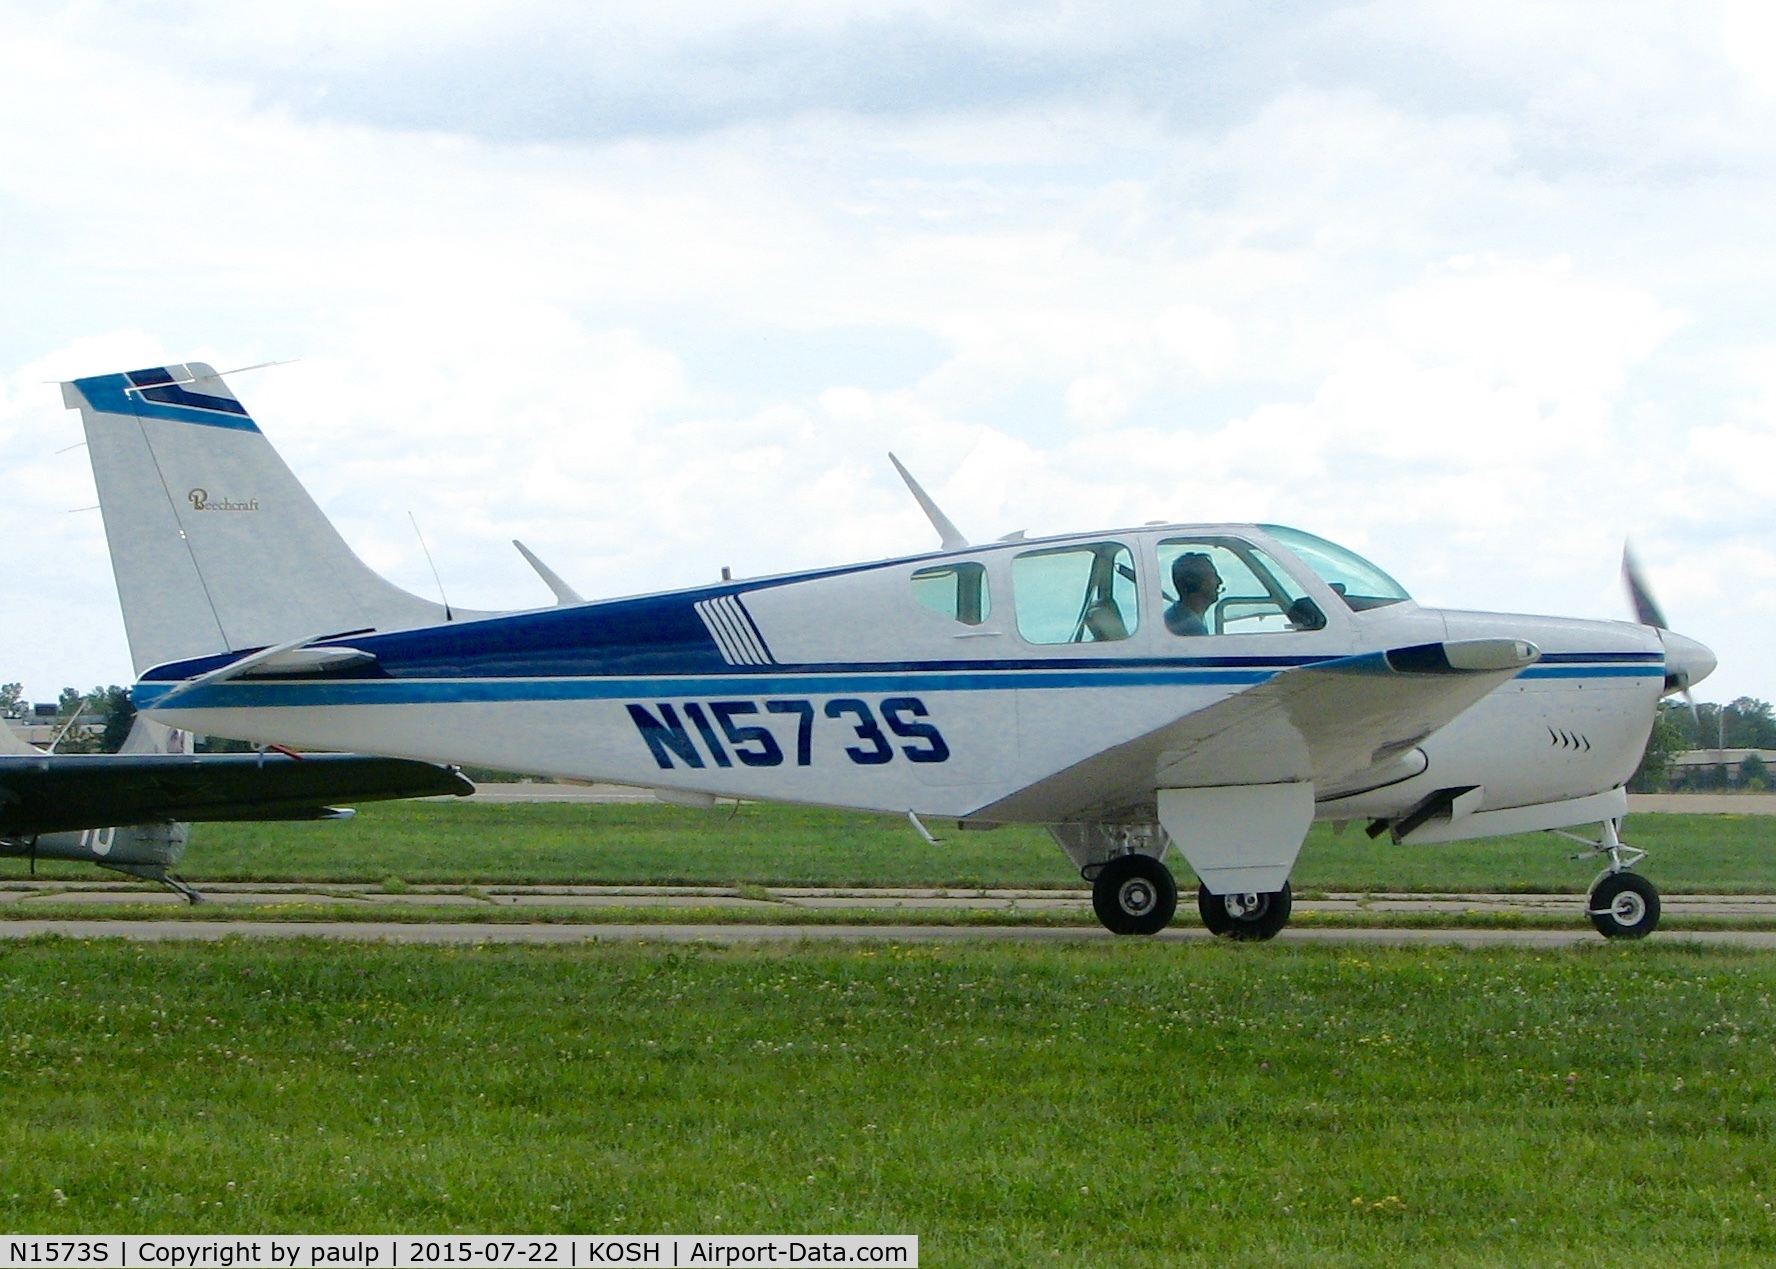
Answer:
[{"xmin": 64, "ymin": 363, "xmax": 477, "ymax": 674}]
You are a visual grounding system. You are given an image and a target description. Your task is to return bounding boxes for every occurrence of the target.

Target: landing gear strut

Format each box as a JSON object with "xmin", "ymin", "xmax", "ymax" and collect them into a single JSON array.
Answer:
[
  {"xmin": 1197, "ymin": 882, "xmax": 1293, "ymax": 941},
  {"xmin": 1090, "ymin": 854, "xmax": 1178, "ymax": 936},
  {"xmin": 1556, "ymin": 818, "xmax": 1659, "ymax": 939}
]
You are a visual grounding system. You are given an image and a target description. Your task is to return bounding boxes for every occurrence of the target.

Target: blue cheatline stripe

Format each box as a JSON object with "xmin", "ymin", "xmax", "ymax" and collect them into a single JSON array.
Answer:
[
  {"xmin": 136, "ymin": 666, "xmax": 1284, "ymax": 710},
  {"xmin": 138, "ymin": 647, "xmax": 1671, "ymax": 683},
  {"xmin": 72, "ymin": 372, "xmax": 262, "ymax": 433},
  {"xmin": 144, "ymin": 647, "xmax": 1349, "ymax": 681},
  {"xmin": 131, "ymin": 656, "xmax": 1662, "ymax": 712}
]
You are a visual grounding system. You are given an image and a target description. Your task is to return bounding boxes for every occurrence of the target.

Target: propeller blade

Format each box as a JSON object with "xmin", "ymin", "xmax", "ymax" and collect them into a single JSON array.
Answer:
[{"xmin": 1622, "ymin": 542, "xmax": 1668, "ymax": 629}]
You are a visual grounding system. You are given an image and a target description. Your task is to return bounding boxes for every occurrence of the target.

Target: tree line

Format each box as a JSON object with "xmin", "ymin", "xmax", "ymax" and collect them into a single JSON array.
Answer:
[
  {"xmin": 1631, "ymin": 697, "xmax": 1775, "ymax": 792},
  {"xmin": 0, "ymin": 683, "xmax": 136, "ymax": 752}
]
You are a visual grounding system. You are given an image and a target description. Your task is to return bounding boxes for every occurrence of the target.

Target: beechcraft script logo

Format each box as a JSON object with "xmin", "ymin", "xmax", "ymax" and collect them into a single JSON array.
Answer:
[{"xmin": 187, "ymin": 488, "xmax": 259, "ymax": 512}]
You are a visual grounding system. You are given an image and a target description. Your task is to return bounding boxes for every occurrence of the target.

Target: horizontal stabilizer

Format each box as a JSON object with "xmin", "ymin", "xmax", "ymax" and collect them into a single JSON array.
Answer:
[{"xmin": 0, "ymin": 751, "xmax": 473, "ymax": 838}]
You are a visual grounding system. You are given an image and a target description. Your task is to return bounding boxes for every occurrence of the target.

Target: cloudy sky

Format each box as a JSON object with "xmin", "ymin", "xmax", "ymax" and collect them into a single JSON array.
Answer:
[{"xmin": 1, "ymin": 1, "xmax": 1772, "ymax": 703}]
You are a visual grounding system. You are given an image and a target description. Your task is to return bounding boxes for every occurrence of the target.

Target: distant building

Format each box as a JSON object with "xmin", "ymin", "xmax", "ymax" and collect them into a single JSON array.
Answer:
[
  {"xmin": 4, "ymin": 704, "xmax": 105, "ymax": 748},
  {"xmin": 1669, "ymin": 748, "xmax": 1776, "ymax": 788}
]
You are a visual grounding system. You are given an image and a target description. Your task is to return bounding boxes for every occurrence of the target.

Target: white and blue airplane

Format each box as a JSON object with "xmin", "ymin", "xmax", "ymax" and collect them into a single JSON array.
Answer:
[{"xmin": 61, "ymin": 362, "xmax": 1716, "ymax": 939}]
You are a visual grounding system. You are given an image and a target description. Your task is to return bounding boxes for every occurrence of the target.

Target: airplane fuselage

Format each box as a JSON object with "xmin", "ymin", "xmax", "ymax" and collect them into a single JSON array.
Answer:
[{"xmin": 132, "ymin": 523, "xmax": 1668, "ymax": 834}]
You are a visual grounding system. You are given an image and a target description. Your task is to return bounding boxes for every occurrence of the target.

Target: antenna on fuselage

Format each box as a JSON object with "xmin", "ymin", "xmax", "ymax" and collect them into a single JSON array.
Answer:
[
  {"xmin": 513, "ymin": 540, "xmax": 584, "ymax": 605},
  {"xmin": 888, "ymin": 453, "xmax": 968, "ymax": 551},
  {"xmin": 409, "ymin": 512, "xmax": 453, "ymax": 621}
]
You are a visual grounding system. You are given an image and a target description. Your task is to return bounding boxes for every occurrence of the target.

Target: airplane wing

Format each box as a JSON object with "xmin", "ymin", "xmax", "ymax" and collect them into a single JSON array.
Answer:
[
  {"xmin": 0, "ymin": 752, "xmax": 473, "ymax": 837},
  {"xmin": 976, "ymin": 638, "xmax": 1538, "ymax": 822}
]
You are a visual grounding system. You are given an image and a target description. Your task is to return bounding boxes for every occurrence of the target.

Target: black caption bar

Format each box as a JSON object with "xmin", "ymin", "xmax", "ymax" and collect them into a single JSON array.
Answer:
[{"xmin": 0, "ymin": 1237, "xmax": 916, "ymax": 1269}]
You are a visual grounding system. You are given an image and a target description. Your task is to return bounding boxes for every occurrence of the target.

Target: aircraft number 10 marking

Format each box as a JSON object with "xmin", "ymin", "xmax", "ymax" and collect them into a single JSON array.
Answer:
[{"xmin": 626, "ymin": 697, "xmax": 950, "ymax": 770}]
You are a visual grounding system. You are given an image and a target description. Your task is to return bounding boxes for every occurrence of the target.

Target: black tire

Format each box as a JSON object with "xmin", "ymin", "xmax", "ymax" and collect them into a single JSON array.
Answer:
[
  {"xmin": 1091, "ymin": 854, "xmax": 1178, "ymax": 936},
  {"xmin": 1197, "ymin": 882, "xmax": 1293, "ymax": 941},
  {"xmin": 1589, "ymin": 871, "xmax": 1660, "ymax": 939}
]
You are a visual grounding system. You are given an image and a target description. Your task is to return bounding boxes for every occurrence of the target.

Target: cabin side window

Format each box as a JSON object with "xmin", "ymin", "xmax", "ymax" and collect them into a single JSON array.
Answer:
[
  {"xmin": 1157, "ymin": 537, "xmax": 1326, "ymax": 636},
  {"xmin": 911, "ymin": 561, "xmax": 992, "ymax": 626},
  {"xmin": 1012, "ymin": 542, "xmax": 1139, "ymax": 644}
]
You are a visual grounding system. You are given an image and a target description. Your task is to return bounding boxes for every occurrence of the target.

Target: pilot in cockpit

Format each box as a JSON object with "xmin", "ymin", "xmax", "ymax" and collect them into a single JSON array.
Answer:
[{"xmin": 1165, "ymin": 552, "xmax": 1221, "ymax": 637}]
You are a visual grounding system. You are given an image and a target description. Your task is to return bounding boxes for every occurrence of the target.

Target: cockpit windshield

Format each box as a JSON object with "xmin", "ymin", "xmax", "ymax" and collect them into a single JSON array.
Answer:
[{"xmin": 1259, "ymin": 525, "xmax": 1411, "ymax": 612}]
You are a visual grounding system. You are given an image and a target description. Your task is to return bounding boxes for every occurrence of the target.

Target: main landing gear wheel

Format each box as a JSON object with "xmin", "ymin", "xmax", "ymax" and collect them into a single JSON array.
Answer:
[
  {"xmin": 1091, "ymin": 854, "xmax": 1178, "ymax": 936},
  {"xmin": 1198, "ymin": 882, "xmax": 1293, "ymax": 942},
  {"xmin": 1588, "ymin": 872, "xmax": 1660, "ymax": 939}
]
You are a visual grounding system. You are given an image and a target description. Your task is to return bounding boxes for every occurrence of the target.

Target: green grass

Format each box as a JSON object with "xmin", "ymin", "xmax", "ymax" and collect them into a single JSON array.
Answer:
[
  {"xmin": 5, "ymin": 938, "xmax": 1776, "ymax": 1266},
  {"xmin": 1295, "ymin": 812, "xmax": 1776, "ymax": 894},
  {"xmin": 5, "ymin": 803, "xmax": 1080, "ymax": 889},
  {"xmin": 3, "ymin": 803, "xmax": 1772, "ymax": 893}
]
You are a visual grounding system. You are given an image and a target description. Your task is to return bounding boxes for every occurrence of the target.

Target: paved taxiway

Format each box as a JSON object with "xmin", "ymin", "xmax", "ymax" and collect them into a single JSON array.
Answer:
[
  {"xmin": 5, "ymin": 881, "xmax": 1776, "ymax": 919},
  {"xmin": 3, "ymin": 920, "xmax": 1776, "ymax": 947}
]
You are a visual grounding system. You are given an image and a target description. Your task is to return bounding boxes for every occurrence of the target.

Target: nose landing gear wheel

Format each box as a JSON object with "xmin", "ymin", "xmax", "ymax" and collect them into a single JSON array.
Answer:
[
  {"xmin": 1198, "ymin": 881, "xmax": 1293, "ymax": 941},
  {"xmin": 1091, "ymin": 854, "xmax": 1178, "ymax": 935},
  {"xmin": 1588, "ymin": 871, "xmax": 1660, "ymax": 939}
]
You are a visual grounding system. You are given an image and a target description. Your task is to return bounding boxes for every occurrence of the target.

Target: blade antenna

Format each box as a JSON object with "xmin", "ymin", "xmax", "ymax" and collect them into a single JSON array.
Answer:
[
  {"xmin": 513, "ymin": 540, "xmax": 584, "ymax": 604},
  {"xmin": 215, "ymin": 358, "xmax": 300, "ymax": 378},
  {"xmin": 45, "ymin": 358, "xmax": 297, "ymax": 387},
  {"xmin": 409, "ymin": 512, "xmax": 453, "ymax": 621},
  {"xmin": 907, "ymin": 810, "xmax": 942, "ymax": 846},
  {"xmin": 889, "ymin": 453, "xmax": 968, "ymax": 550}
]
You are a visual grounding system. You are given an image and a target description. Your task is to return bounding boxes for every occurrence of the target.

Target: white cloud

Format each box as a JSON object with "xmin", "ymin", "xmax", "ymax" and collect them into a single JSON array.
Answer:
[
  {"xmin": 1719, "ymin": 0, "xmax": 1776, "ymax": 98},
  {"xmin": 0, "ymin": 2, "xmax": 1770, "ymax": 708}
]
